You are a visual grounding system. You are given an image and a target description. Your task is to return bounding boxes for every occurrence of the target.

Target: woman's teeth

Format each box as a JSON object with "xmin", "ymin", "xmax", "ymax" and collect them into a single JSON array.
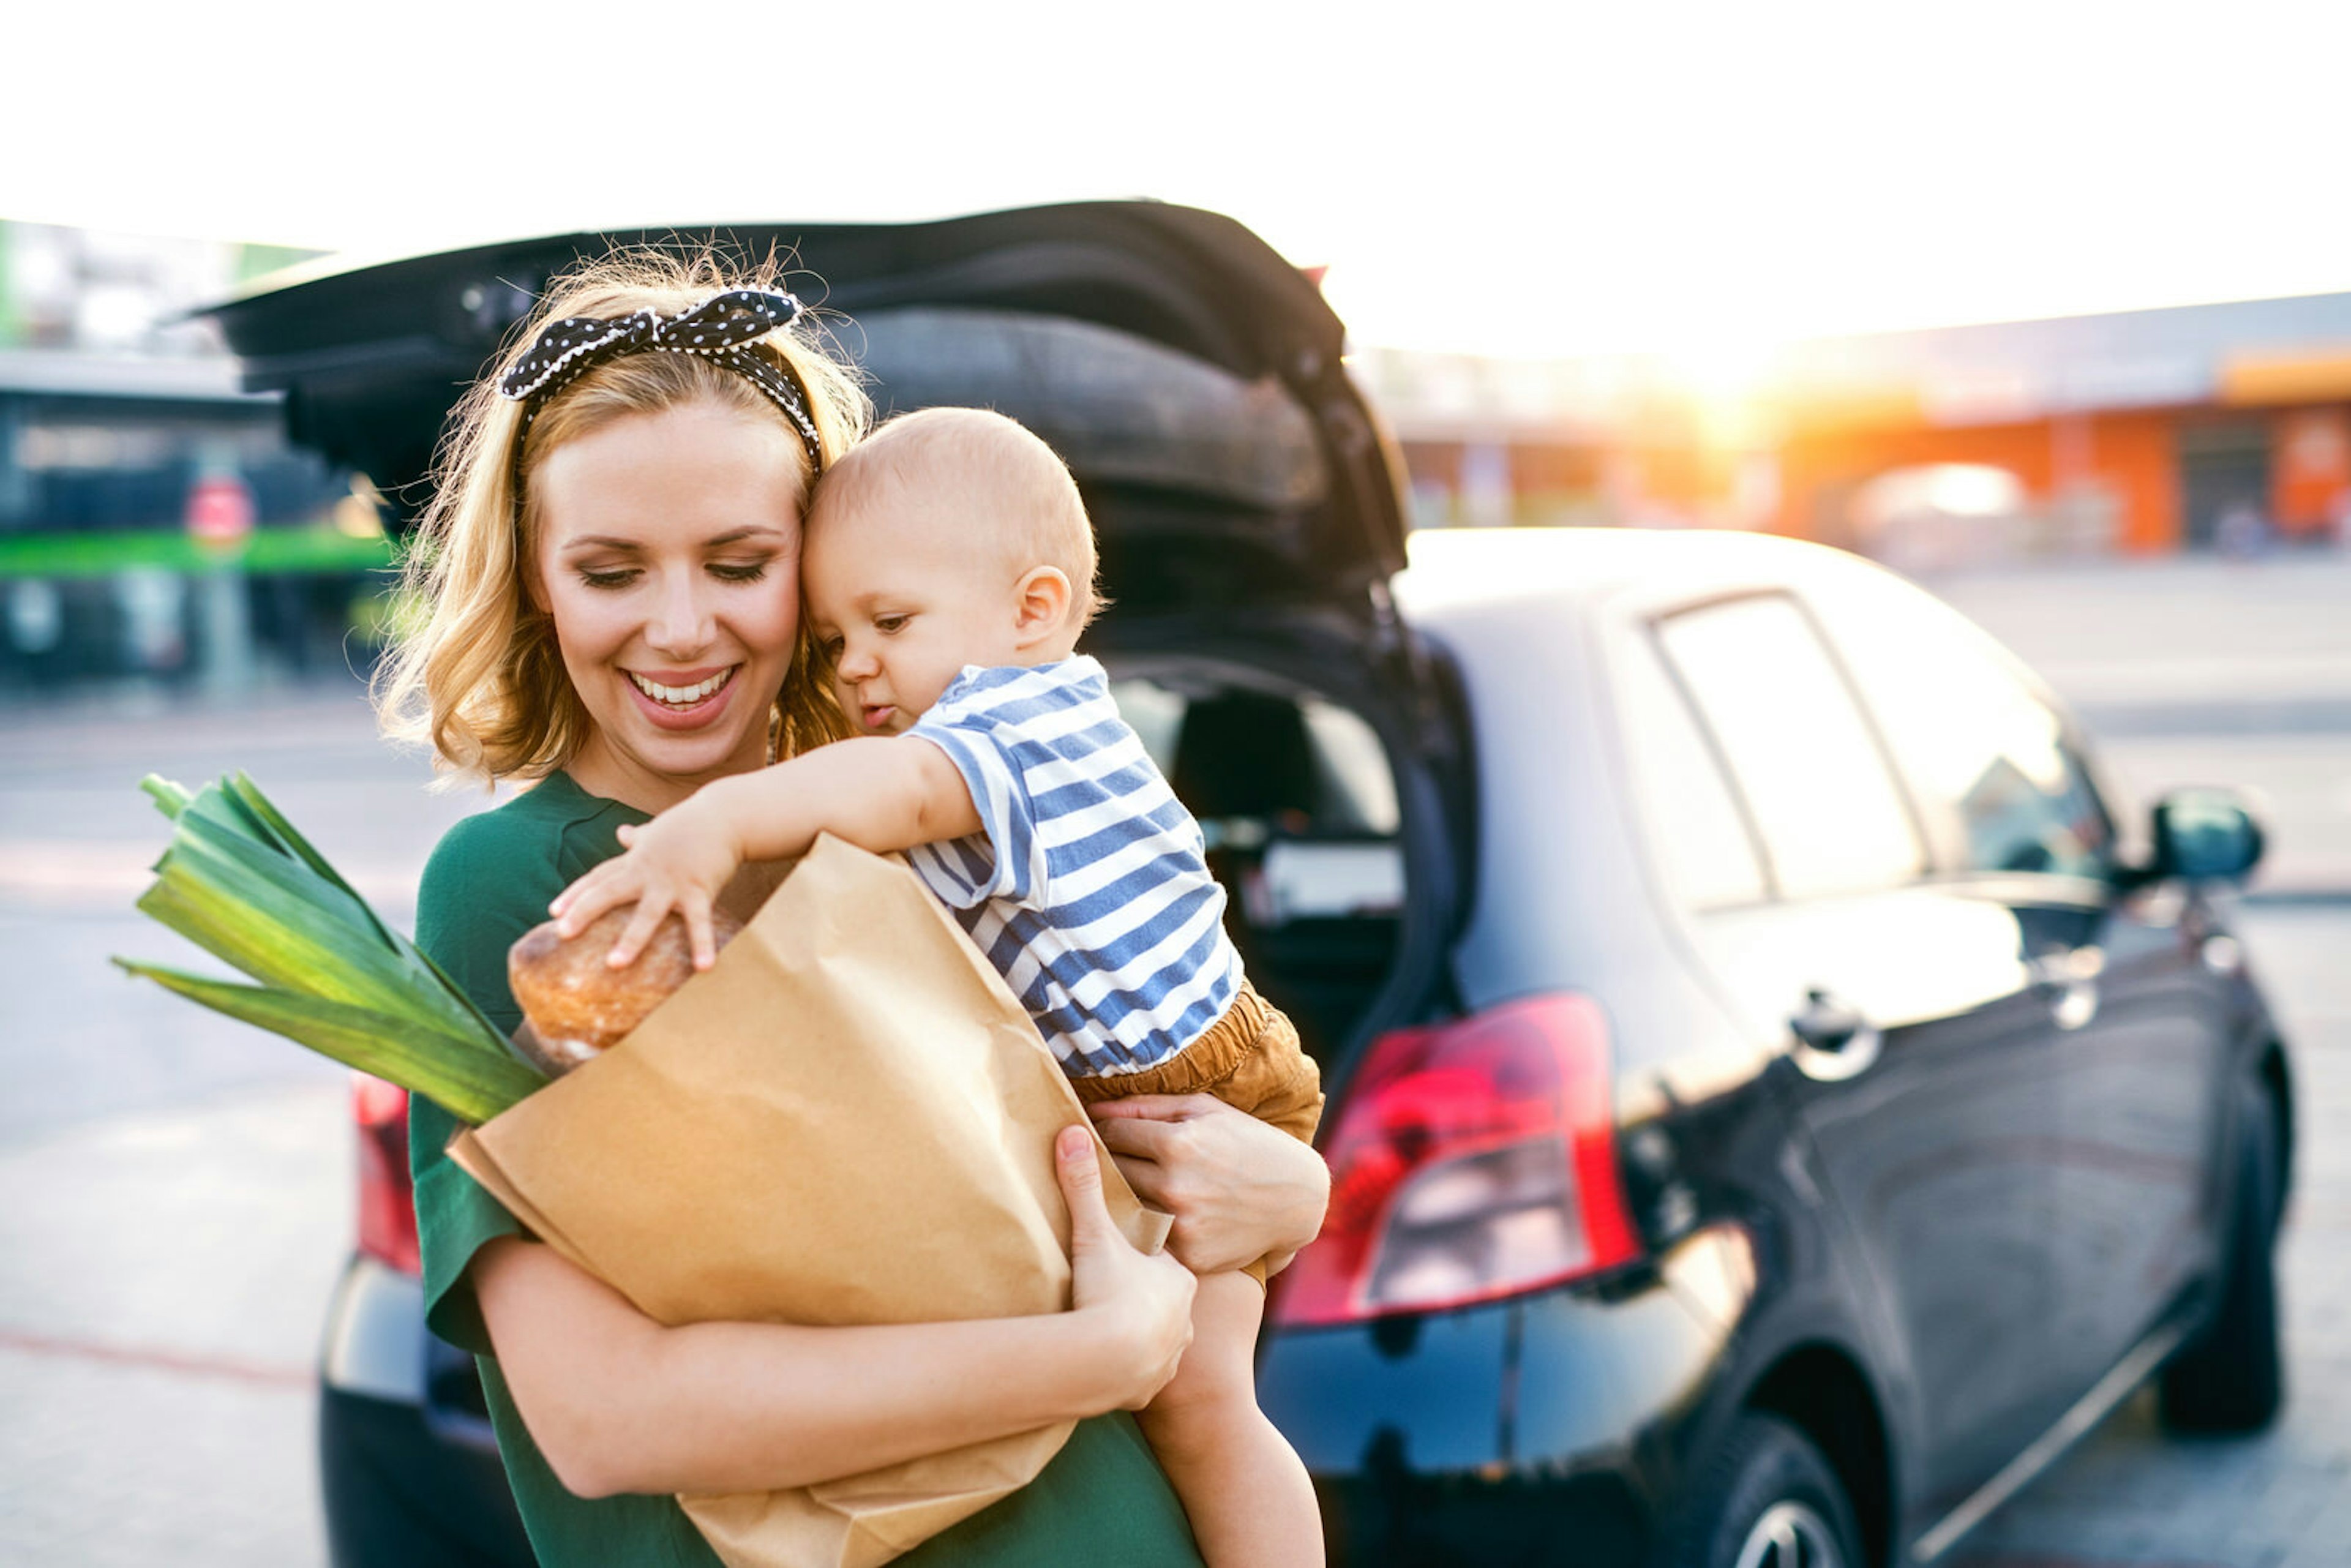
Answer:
[{"xmin": 628, "ymin": 668, "xmax": 735, "ymax": 707}]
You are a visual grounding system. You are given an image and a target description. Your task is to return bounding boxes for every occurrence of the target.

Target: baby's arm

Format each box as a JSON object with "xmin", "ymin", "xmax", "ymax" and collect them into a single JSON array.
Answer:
[{"xmin": 550, "ymin": 736, "xmax": 982, "ymax": 968}]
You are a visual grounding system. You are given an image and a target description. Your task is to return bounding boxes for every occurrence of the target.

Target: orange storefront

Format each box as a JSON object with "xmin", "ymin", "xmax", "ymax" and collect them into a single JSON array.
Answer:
[
  {"xmin": 1371, "ymin": 294, "xmax": 2351, "ymax": 553},
  {"xmin": 1753, "ymin": 299, "xmax": 2351, "ymax": 553}
]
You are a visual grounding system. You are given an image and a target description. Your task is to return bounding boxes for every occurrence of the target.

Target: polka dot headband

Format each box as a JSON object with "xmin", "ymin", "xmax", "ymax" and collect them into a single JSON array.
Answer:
[{"xmin": 497, "ymin": 288, "xmax": 825, "ymax": 471}]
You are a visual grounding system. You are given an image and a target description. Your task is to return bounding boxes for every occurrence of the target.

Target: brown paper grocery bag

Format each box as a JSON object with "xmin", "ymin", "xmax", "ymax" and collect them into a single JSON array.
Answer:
[{"xmin": 448, "ymin": 833, "xmax": 1169, "ymax": 1568}]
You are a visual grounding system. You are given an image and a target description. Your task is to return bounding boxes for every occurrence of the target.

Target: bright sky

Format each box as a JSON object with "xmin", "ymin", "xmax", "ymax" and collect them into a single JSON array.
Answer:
[{"xmin": 13, "ymin": 0, "xmax": 2351, "ymax": 359}]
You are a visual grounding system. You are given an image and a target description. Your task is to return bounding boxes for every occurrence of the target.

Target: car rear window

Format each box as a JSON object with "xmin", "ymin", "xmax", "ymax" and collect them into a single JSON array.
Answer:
[
  {"xmin": 1109, "ymin": 674, "xmax": 1402, "ymax": 1062},
  {"xmin": 1655, "ymin": 593, "xmax": 1926, "ymax": 901}
]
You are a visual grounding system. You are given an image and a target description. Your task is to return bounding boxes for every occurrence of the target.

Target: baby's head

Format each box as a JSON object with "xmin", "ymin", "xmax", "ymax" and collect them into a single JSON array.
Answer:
[{"xmin": 804, "ymin": 408, "xmax": 1099, "ymax": 735}]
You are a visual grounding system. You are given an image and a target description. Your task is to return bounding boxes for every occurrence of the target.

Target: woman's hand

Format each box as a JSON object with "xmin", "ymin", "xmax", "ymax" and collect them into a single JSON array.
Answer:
[
  {"xmin": 1088, "ymin": 1095, "xmax": 1332, "ymax": 1276},
  {"xmin": 1057, "ymin": 1125, "xmax": 1195, "ymax": 1409}
]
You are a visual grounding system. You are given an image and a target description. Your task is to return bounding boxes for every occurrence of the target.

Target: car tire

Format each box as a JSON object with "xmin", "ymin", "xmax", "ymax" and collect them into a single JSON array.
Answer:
[
  {"xmin": 2159, "ymin": 1079, "xmax": 2284, "ymax": 1433},
  {"xmin": 1659, "ymin": 1413, "xmax": 1864, "ymax": 1568}
]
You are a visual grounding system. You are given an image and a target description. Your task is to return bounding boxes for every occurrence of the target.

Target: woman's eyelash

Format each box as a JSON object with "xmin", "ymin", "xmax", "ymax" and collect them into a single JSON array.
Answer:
[{"xmin": 574, "ymin": 563, "xmax": 769, "ymax": 588}]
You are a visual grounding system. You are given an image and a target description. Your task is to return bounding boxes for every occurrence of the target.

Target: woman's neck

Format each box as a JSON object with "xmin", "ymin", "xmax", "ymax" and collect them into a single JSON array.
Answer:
[{"xmin": 564, "ymin": 733, "xmax": 762, "ymax": 816}]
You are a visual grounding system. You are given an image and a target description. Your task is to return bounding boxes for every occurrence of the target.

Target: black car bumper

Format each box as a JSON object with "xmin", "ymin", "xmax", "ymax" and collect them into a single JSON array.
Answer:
[{"xmin": 1261, "ymin": 1230, "xmax": 1754, "ymax": 1567}]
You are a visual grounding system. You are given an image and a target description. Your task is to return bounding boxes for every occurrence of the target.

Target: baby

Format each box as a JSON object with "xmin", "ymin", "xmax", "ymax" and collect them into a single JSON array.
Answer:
[{"xmin": 551, "ymin": 406, "xmax": 1324, "ymax": 1567}]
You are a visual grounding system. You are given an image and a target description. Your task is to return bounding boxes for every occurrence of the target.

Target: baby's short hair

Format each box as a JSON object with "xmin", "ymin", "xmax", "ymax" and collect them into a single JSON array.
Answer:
[{"xmin": 811, "ymin": 407, "xmax": 1100, "ymax": 624}]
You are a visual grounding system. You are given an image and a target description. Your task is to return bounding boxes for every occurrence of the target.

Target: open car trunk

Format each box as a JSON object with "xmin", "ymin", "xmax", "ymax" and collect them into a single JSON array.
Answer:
[
  {"xmin": 1089, "ymin": 638, "xmax": 1466, "ymax": 1071},
  {"xmin": 204, "ymin": 200, "xmax": 1464, "ymax": 1065}
]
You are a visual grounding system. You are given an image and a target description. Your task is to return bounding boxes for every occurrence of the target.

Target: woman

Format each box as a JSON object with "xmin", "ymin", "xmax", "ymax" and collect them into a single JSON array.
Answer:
[{"xmin": 380, "ymin": 253, "xmax": 1330, "ymax": 1566}]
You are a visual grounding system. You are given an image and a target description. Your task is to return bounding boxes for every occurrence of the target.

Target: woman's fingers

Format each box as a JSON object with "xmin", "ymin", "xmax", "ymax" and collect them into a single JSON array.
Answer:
[
  {"xmin": 1086, "ymin": 1093, "xmax": 1220, "ymax": 1124},
  {"xmin": 1104, "ymin": 1150, "xmax": 1170, "ymax": 1210},
  {"xmin": 1090, "ymin": 1114, "xmax": 1176, "ymax": 1160},
  {"xmin": 1059, "ymin": 1122, "xmax": 1197, "ymax": 1405},
  {"xmin": 1055, "ymin": 1125, "xmax": 1113, "ymax": 1247},
  {"xmin": 1101, "ymin": 1098, "xmax": 1331, "ymax": 1276}
]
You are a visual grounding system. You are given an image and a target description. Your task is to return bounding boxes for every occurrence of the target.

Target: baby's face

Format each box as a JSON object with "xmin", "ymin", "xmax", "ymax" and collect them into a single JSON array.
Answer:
[{"xmin": 803, "ymin": 501, "xmax": 1029, "ymax": 735}]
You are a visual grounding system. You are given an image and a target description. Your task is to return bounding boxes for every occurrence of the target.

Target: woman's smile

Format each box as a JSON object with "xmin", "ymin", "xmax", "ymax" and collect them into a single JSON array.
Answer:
[{"xmin": 626, "ymin": 664, "xmax": 741, "ymax": 724}]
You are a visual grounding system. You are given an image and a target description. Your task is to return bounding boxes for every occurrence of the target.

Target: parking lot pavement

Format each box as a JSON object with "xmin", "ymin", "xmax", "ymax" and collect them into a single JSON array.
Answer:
[
  {"xmin": 1, "ymin": 687, "xmax": 466, "ymax": 1568},
  {"xmin": 1954, "ymin": 903, "xmax": 2351, "ymax": 1568},
  {"xmin": 0, "ymin": 1084, "xmax": 345, "ymax": 1568}
]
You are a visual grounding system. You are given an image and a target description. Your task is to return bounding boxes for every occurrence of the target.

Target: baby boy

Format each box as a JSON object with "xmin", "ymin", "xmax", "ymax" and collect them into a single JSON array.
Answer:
[{"xmin": 552, "ymin": 407, "xmax": 1324, "ymax": 1567}]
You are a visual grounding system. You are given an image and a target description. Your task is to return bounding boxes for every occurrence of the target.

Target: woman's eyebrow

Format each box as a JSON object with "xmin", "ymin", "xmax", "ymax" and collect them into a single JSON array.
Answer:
[{"xmin": 557, "ymin": 527, "xmax": 789, "ymax": 553}]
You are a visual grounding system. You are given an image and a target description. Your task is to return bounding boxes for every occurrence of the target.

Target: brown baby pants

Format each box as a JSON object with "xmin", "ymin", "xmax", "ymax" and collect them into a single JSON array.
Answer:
[{"xmin": 1069, "ymin": 980, "xmax": 1324, "ymax": 1285}]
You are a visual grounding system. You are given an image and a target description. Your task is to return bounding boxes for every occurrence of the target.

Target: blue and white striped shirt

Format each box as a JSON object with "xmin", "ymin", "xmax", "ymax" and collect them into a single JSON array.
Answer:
[{"xmin": 905, "ymin": 656, "xmax": 1243, "ymax": 1078}]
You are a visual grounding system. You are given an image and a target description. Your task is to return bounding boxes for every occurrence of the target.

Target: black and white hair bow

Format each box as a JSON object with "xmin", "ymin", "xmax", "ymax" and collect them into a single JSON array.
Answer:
[{"xmin": 498, "ymin": 288, "xmax": 824, "ymax": 470}]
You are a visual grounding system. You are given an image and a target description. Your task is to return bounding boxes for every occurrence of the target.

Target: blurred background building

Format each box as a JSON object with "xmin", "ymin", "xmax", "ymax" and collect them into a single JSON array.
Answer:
[
  {"xmin": 1367, "ymin": 294, "xmax": 2351, "ymax": 567},
  {"xmin": 10, "ymin": 216, "xmax": 2351, "ymax": 699},
  {"xmin": 0, "ymin": 221, "xmax": 388, "ymax": 697}
]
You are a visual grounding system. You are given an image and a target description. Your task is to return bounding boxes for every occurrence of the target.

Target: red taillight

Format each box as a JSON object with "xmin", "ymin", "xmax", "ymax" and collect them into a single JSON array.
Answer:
[
  {"xmin": 1271, "ymin": 994, "xmax": 1639, "ymax": 1327},
  {"xmin": 353, "ymin": 1075, "xmax": 421, "ymax": 1275}
]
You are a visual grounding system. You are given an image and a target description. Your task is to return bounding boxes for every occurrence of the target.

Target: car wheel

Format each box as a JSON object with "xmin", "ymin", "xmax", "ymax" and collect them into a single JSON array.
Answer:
[
  {"xmin": 1660, "ymin": 1413, "xmax": 1864, "ymax": 1568},
  {"xmin": 2159, "ymin": 1079, "xmax": 2284, "ymax": 1433}
]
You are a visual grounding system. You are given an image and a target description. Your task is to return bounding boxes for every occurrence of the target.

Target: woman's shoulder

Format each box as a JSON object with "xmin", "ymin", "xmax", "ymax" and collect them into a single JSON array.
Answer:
[
  {"xmin": 422, "ymin": 774, "xmax": 644, "ymax": 892},
  {"xmin": 425, "ymin": 771, "xmax": 584, "ymax": 855}
]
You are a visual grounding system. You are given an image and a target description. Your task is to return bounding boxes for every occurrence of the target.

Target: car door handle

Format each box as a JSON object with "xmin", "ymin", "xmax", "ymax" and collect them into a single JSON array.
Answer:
[
  {"xmin": 1790, "ymin": 988, "xmax": 1883, "ymax": 1081},
  {"xmin": 1793, "ymin": 988, "xmax": 1865, "ymax": 1050},
  {"xmin": 2029, "ymin": 948, "xmax": 2103, "ymax": 1031}
]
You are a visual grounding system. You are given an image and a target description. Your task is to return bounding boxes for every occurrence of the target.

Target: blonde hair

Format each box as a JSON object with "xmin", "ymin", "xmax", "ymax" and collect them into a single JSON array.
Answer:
[
  {"xmin": 375, "ymin": 250, "xmax": 871, "ymax": 784},
  {"xmin": 808, "ymin": 407, "xmax": 1102, "ymax": 626}
]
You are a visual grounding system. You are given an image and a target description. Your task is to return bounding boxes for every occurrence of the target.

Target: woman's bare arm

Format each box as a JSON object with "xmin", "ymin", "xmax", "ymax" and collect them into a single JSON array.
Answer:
[
  {"xmin": 1089, "ymin": 1095, "xmax": 1331, "ymax": 1275},
  {"xmin": 474, "ymin": 1128, "xmax": 1195, "ymax": 1499}
]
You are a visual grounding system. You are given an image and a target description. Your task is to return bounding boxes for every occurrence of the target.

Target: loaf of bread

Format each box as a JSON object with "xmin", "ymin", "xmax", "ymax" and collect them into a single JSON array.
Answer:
[{"xmin": 508, "ymin": 904, "xmax": 743, "ymax": 1070}]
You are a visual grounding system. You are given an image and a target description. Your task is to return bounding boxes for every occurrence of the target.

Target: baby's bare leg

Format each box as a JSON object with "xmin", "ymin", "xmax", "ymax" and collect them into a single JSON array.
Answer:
[{"xmin": 1138, "ymin": 1270, "xmax": 1323, "ymax": 1568}]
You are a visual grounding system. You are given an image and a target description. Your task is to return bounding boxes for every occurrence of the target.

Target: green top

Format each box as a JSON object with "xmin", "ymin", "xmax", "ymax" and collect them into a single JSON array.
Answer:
[{"xmin": 410, "ymin": 769, "xmax": 1202, "ymax": 1568}]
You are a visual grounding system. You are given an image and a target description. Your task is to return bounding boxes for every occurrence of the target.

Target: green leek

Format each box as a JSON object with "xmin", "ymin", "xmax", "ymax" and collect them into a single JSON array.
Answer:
[{"xmin": 115, "ymin": 773, "xmax": 545, "ymax": 1125}]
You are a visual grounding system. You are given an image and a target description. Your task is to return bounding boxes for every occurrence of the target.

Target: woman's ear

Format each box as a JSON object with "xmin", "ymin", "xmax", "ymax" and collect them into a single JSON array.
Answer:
[{"xmin": 1012, "ymin": 566, "xmax": 1074, "ymax": 647}]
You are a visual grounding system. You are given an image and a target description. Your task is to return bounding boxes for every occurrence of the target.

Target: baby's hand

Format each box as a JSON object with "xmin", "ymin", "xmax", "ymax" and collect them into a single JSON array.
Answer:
[{"xmin": 550, "ymin": 802, "xmax": 744, "ymax": 971}]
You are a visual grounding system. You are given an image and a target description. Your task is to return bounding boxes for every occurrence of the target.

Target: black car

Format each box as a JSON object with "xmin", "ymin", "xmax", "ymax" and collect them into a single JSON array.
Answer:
[{"xmin": 211, "ymin": 203, "xmax": 2290, "ymax": 1568}]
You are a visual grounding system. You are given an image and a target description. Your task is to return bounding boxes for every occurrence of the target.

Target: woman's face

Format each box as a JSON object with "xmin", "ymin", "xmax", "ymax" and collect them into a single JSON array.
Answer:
[{"xmin": 530, "ymin": 399, "xmax": 806, "ymax": 811}]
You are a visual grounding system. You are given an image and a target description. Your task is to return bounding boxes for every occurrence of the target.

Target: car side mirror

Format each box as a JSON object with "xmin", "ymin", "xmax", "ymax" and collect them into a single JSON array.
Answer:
[{"xmin": 2148, "ymin": 787, "xmax": 2264, "ymax": 883}]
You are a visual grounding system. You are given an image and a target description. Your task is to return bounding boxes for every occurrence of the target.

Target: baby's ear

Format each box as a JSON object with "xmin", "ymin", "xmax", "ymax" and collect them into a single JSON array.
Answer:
[{"xmin": 1013, "ymin": 566, "xmax": 1074, "ymax": 642}]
